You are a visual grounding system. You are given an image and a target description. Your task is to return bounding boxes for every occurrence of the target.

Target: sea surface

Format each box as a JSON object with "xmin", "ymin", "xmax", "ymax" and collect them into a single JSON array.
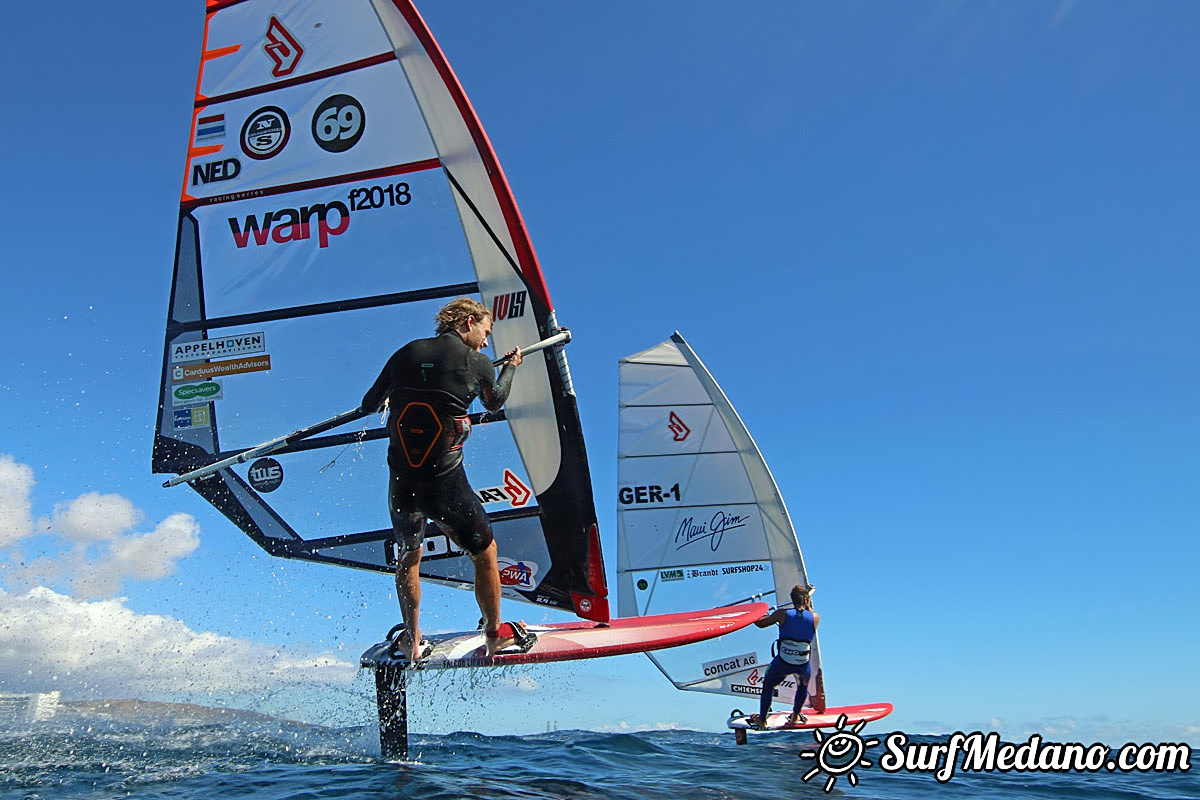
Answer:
[{"xmin": 1, "ymin": 713, "xmax": 1195, "ymax": 800}]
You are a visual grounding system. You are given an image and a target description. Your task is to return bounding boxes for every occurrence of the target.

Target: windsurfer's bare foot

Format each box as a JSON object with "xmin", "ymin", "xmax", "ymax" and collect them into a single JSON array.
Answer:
[
  {"xmin": 787, "ymin": 712, "xmax": 807, "ymax": 727},
  {"xmin": 485, "ymin": 621, "xmax": 532, "ymax": 655},
  {"xmin": 485, "ymin": 624, "xmax": 516, "ymax": 655},
  {"xmin": 399, "ymin": 629, "xmax": 424, "ymax": 661}
]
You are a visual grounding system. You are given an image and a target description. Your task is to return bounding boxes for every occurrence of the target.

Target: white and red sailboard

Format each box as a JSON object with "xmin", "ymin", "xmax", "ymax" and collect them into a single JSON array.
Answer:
[
  {"xmin": 361, "ymin": 604, "xmax": 769, "ymax": 670},
  {"xmin": 727, "ymin": 704, "xmax": 895, "ymax": 733}
]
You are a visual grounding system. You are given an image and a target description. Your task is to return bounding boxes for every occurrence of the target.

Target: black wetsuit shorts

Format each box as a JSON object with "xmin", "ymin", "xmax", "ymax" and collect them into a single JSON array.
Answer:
[{"xmin": 389, "ymin": 465, "xmax": 494, "ymax": 558}]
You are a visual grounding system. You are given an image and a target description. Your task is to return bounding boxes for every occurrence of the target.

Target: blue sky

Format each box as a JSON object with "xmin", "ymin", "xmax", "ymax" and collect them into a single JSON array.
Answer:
[{"xmin": 1, "ymin": 1, "xmax": 1197, "ymax": 744}]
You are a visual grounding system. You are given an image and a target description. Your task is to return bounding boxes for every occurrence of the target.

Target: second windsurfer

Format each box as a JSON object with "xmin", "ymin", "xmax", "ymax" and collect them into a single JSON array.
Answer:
[{"xmin": 748, "ymin": 584, "xmax": 819, "ymax": 728}]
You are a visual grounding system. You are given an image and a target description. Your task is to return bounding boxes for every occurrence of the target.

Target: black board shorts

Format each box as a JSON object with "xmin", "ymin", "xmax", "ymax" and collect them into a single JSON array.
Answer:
[{"xmin": 388, "ymin": 466, "xmax": 494, "ymax": 558}]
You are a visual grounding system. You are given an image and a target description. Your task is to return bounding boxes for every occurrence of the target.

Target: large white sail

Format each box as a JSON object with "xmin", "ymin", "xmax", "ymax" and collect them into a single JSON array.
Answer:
[
  {"xmin": 154, "ymin": 0, "xmax": 607, "ymax": 622},
  {"xmin": 617, "ymin": 333, "xmax": 823, "ymax": 709}
]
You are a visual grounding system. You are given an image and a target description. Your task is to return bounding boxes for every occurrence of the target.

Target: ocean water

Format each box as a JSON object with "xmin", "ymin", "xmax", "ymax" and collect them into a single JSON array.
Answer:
[{"xmin": 1, "ymin": 716, "xmax": 1195, "ymax": 799}]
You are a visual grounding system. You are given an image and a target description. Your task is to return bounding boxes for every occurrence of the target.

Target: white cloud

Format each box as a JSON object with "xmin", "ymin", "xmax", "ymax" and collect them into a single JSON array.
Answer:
[
  {"xmin": 0, "ymin": 458, "xmax": 356, "ymax": 718},
  {"xmin": 598, "ymin": 719, "xmax": 686, "ymax": 732},
  {"xmin": 71, "ymin": 512, "xmax": 200, "ymax": 598},
  {"xmin": 0, "ymin": 458, "xmax": 199, "ymax": 599},
  {"xmin": 0, "ymin": 454, "xmax": 34, "ymax": 547},
  {"xmin": 496, "ymin": 673, "xmax": 541, "ymax": 692},
  {"xmin": 47, "ymin": 491, "xmax": 142, "ymax": 544},
  {"xmin": 0, "ymin": 586, "xmax": 355, "ymax": 698}
]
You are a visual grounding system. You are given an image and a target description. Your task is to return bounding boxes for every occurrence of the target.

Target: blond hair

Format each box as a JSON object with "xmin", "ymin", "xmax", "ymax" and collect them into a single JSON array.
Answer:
[{"xmin": 435, "ymin": 297, "xmax": 491, "ymax": 336}]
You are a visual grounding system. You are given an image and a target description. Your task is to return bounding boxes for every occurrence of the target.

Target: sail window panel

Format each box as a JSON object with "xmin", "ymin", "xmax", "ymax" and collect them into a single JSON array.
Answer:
[
  {"xmin": 189, "ymin": 60, "xmax": 437, "ymax": 203},
  {"xmin": 417, "ymin": 513, "xmax": 553, "ymax": 600},
  {"xmin": 198, "ymin": 304, "xmax": 429, "ymax": 452},
  {"xmin": 619, "ymin": 504, "xmax": 771, "ymax": 571},
  {"xmin": 487, "ymin": 336, "xmax": 562, "ymax": 495},
  {"xmin": 649, "ymin": 626, "xmax": 781, "ymax": 701},
  {"xmin": 620, "ymin": 340, "xmax": 689, "ymax": 368},
  {"xmin": 416, "ymin": 550, "xmax": 474, "ymax": 588},
  {"xmin": 491, "ymin": 514, "xmax": 554, "ymax": 601},
  {"xmin": 311, "ymin": 538, "xmax": 394, "ymax": 572},
  {"xmin": 459, "ymin": 418, "xmax": 539, "ymax": 516},
  {"xmin": 618, "ymin": 405, "xmax": 735, "ymax": 457},
  {"xmin": 194, "ymin": 171, "xmax": 468, "ymax": 319},
  {"xmin": 170, "ymin": 218, "xmax": 203, "ymax": 324},
  {"xmin": 228, "ymin": 442, "xmax": 388, "ymax": 540},
  {"xmin": 625, "ymin": 564, "xmax": 782, "ymax": 701},
  {"xmin": 201, "ymin": 0, "xmax": 396, "ymax": 102},
  {"xmin": 217, "ymin": 469, "xmax": 298, "ymax": 542},
  {"xmin": 618, "ymin": 362, "xmax": 708, "ymax": 407}
]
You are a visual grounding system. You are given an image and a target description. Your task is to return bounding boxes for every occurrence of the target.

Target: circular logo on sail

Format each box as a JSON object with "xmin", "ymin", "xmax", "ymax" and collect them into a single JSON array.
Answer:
[
  {"xmin": 312, "ymin": 94, "xmax": 365, "ymax": 153},
  {"xmin": 241, "ymin": 106, "xmax": 290, "ymax": 160},
  {"xmin": 248, "ymin": 457, "xmax": 284, "ymax": 492}
]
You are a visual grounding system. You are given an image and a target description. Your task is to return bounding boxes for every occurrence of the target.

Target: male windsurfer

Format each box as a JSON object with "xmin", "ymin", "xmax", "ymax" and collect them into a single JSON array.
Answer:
[
  {"xmin": 748, "ymin": 584, "xmax": 818, "ymax": 729},
  {"xmin": 361, "ymin": 297, "xmax": 527, "ymax": 661}
]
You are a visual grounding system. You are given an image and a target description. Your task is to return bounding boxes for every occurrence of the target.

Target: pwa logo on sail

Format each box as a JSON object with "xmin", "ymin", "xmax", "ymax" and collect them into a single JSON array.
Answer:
[
  {"xmin": 497, "ymin": 558, "xmax": 539, "ymax": 589},
  {"xmin": 227, "ymin": 202, "xmax": 350, "ymax": 249}
]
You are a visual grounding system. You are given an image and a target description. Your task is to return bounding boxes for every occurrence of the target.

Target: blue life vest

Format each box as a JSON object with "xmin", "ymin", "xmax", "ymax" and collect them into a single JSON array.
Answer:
[{"xmin": 777, "ymin": 609, "xmax": 815, "ymax": 666}]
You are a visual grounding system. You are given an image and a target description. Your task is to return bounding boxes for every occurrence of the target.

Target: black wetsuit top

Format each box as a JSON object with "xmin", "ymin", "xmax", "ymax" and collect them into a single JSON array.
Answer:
[{"xmin": 361, "ymin": 332, "xmax": 516, "ymax": 478}]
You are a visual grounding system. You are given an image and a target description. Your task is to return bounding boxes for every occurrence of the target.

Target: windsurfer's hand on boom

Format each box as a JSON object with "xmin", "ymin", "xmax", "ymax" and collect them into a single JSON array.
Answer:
[{"xmin": 501, "ymin": 347, "xmax": 522, "ymax": 367}]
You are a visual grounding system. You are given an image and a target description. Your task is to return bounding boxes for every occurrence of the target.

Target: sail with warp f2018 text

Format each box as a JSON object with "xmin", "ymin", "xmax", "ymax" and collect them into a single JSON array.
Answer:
[
  {"xmin": 616, "ymin": 333, "xmax": 892, "ymax": 736},
  {"xmin": 152, "ymin": 0, "xmax": 608, "ymax": 623}
]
